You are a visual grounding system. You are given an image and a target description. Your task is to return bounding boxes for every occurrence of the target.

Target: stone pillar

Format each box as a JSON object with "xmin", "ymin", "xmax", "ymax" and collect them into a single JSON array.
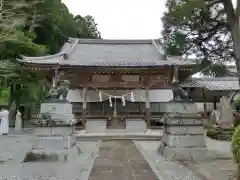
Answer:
[
  {"xmin": 158, "ymin": 102, "xmax": 207, "ymax": 161},
  {"xmin": 82, "ymin": 87, "xmax": 87, "ymax": 129},
  {"xmin": 145, "ymin": 87, "xmax": 151, "ymax": 128}
]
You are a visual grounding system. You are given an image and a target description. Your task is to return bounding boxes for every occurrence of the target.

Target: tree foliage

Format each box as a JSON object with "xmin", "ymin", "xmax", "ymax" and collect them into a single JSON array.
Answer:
[
  {"xmin": 162, "ymin": 0, "xmax": 238, "ymax": 76},
  {"xmin": 232, "ymin": 125, "xmax": 240, "ymax": 169},
  {"xmin": 0, "ymin": 0, "xmax": 101, "ymax": 123}
]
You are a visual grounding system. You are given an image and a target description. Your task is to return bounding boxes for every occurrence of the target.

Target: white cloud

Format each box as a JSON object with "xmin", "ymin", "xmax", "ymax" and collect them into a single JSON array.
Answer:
[{"xmin": 62, "ymin": 0, "xmax": 167, "ymax": 39}]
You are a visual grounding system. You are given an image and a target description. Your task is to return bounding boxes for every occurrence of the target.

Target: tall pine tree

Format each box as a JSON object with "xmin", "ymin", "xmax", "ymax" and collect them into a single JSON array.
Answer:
[{"xmin": 162, "ymin": 0, "xmax": 240, "ymax": 76}]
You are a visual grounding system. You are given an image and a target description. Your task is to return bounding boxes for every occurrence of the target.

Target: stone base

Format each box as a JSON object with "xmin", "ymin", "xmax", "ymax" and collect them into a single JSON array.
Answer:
[
  {"xmin": 34, "ymin": 126, "xmax": 75, "ymax": 136},
  {"xmin": 126, "ymin": 119, "xmax": 147, "ymax": 133},
  {"xmin": 165, "ymin": 102, "xmax": 198, "ymax": 114},
  {"xmin": 24, "ymin": 144, "xmax": 81, "ymax": 162},
  {"xmin": 40, "ymin": 102, "xmax": 75, "ymax": 125},
  {"xmin": 86, "ymin": 120, "xmax": 107, "ymax": 133},
  {"xmin": 159, "ymin": 102, "xmax": 207, "ymax": 161},
  {"xmin": 33, "ymin": 135, "xmax": 77, "ymax": 149}
]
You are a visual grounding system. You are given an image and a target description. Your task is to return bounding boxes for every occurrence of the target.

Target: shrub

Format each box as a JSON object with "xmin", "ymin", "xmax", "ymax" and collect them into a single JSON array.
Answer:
[
  {"xmin": 206, "ymin": 127, "xmax": 233, "ymax": 141},
  {"xmin": 232, "ymin": 125, "xmax": 240, "ymax": 170},
  {"xmin": 236, "ymin": 96, "xmax": 240, "ymax": 107}
]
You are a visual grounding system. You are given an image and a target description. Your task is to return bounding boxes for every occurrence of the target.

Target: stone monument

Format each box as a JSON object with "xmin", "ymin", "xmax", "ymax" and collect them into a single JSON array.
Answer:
[
  {"xmin": 24, "ymin": 80, "xmax": 80, "ymax": 162},
  {"xmin": 15, "ymin": 110, "xmax": 22, "ymax": 130},
  {"xmin": 158, "ymin": 81, "xmax": 207, "ymax": 161},
  {"xmin": 218, "ymin": 96, "xmax": 234, "ymax": 129}
]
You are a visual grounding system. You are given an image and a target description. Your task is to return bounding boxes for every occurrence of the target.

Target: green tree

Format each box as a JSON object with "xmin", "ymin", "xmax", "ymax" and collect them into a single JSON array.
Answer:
[
  {"xmin": 162, "ymin": 0, "xmax": 238, "ymax": 76},
  {"xmin": 0, "ymin": 0, "xmax": 102, "ymax": 126},
  {"xmin": 74, "ymin": 15, "xmax": 101, "ymax": 39}
]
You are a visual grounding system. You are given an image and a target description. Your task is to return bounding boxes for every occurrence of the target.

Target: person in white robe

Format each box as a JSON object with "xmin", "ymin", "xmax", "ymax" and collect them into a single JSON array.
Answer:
[{"xmin": 0, "ymin": 109, "xmax": 9, "ymax": 135}]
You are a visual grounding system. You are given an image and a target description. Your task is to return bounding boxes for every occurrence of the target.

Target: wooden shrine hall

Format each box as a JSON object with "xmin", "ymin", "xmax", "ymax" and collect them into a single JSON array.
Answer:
[{"xmin": 18, "ymin": 38, "xmax": 198, "ymax": 129}]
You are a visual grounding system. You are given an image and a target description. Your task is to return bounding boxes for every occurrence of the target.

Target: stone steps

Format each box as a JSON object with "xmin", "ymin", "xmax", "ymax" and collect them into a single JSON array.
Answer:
[{"xmin": 74, "ymin": 133, "xmax": 162, "ymax": 140}]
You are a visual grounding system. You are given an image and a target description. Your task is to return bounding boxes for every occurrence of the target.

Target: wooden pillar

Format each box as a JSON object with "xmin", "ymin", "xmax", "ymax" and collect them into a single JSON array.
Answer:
[
  {"xmin": 202, "ymin": 88, "xmax": 207, "ymax": 117},
  {"xmin": 52, "ymin": 68, "xmax": 58, "ymax": 88},
  {"xmin": 213, "ymin": 96, "xmax": 217, "ymax": 110},
  {"xmin": 145, "ymin": 87, "xmax": 151, "ymax": 128},
  {"xmin": 82, "ymin": 87, "xmax": 87, "ymax": 129},
  {"xmin": 173, "ymin": 66, "xmax": 179, "ymax": 82}
]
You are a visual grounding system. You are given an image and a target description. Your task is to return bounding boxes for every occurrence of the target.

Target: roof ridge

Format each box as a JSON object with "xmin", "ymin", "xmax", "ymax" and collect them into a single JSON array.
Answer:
[
  {"xmin": 151, "ymin": 39, "xmax": 165, "ymax": 56},
  {"xmin": 76, "ymin": 38, "xmax": 160, "ymax": 44},
  {"xmin": 61, "ymin": 38, "xmax": 79, "ymax": 58}
]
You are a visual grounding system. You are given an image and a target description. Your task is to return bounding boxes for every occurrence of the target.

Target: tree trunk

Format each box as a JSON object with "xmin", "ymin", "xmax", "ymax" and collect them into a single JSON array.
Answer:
[
  {"xmin": 224, "ymin": 0, "xmax": 240, "ymax": 83},
  {"xmin": 231, "ymin": 23, "xmax": 240, "ymax": 83}
]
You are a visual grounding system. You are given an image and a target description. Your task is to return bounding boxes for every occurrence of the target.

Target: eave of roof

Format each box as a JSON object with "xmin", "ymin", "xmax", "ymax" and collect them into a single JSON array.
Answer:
[
  {"xmin": 181, "ymin": 77, "xmax": 240, "ymax": 91},
  {"xmin": 19, "ymin": 38, "xmax": 198, "ymax": 68}
]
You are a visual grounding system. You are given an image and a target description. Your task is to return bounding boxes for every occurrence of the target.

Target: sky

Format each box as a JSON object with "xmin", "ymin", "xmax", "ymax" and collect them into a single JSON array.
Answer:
[
  {"xmin": 62, "ymin": 0, "xmax": 237, "ymax": 40},
  {"xmin": 62, "ymin": 0, "xmax": 167, "ymax": 39}
]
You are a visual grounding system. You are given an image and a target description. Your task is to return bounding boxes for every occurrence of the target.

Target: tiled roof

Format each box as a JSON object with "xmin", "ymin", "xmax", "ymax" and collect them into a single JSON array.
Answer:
[
  {"xmin": 181, "ymin": 77, "xmax": 240, "ymax": 91},
  {"xmin": 19, "ymin": 38, "xmax": 197, "ymax": 67},
  {"xmin": 227, "ymin": 65, "xmax": 237, "ymax": 75}
]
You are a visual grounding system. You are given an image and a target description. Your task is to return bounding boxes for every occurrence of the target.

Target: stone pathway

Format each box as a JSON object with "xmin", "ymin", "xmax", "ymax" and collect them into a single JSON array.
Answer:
[
  {"xmin": 135, "ymin": 140, "xmax": 236, "ymax": 180},
  {"xmin": 0, "ymin": 133, "xmax": 101, "ymax": 180},
  {"xmin": 88, "ymin": 140, "xmax": 159, "ymax": 180}
]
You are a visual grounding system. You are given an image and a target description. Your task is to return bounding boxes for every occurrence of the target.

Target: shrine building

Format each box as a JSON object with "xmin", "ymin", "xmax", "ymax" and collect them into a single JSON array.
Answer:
[{"xmin": 18, "ymin": 38, "xmax": 238, "ymax": 129}]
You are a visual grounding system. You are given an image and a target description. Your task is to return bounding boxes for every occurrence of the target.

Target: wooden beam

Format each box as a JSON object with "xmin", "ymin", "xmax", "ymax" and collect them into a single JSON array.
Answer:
[
  {"xmin": 145, "ymin": 87, "xmax": 151, "ymax": 129},
  {"xmin": 67, "ymin": 73, "xmax": 171, "ymax": 89}
]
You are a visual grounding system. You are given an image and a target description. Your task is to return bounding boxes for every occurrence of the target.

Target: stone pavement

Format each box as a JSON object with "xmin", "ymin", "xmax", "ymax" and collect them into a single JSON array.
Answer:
[
  {"xmin": 0, "ymin": 134, "xmax": 101, "ymax": 180},
  {"xmin": 88, "ymin": 140, "xmax": 159, "ymax": 180},
  {"xmin": 135, "ymin": 140, "xmax": 236, "ymax": 180},
  {"xmin": 0, "ymin": 132, "xmax": 237, "ymax": 180}
]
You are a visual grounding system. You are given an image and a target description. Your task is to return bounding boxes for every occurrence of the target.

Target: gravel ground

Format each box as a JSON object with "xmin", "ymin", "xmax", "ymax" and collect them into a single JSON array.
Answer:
[{"xmin": 0, "ymin": 134, "xmax": 101, "ymax": 180}]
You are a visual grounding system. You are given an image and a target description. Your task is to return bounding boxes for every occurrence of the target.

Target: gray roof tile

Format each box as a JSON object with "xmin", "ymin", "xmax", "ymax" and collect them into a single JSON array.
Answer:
[
  {"xmin": 181, "ymin": 77, "xmax": 240, "ymax": 91},
  {"xmin": 20, "ymin": 38, "xmax": 196, "ymax": 67}
]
